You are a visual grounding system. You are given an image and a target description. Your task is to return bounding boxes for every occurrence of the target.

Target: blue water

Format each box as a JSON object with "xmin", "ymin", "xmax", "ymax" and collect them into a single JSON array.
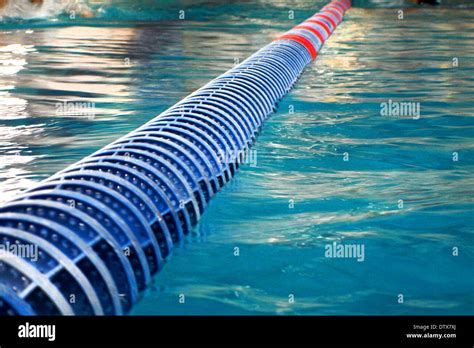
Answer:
[{"xmin": 0, "ymin": 0, "xmax": 473, "ymax": 315}]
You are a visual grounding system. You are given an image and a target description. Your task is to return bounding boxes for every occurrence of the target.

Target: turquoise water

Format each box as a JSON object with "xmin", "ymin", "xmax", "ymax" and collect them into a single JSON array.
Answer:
[{"xmin": 0, "ymin": 1, "xmax": 473, "ymax": 315}]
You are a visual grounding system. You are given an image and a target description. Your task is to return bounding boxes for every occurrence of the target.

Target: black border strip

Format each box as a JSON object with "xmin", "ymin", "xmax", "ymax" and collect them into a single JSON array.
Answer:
[{"xmin": 0, "ymin": 316, "xmax": 471, "ymax": 346}]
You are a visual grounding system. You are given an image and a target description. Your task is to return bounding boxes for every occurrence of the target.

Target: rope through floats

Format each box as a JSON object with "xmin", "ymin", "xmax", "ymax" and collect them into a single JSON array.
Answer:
[{"xmin": 0, "ymin": 0, "xmax": 351, "ymax": 316}]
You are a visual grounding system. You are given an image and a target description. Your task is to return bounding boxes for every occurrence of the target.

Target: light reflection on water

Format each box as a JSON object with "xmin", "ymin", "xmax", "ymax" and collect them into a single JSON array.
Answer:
[{"xmin": 0, "ymin": 1, "xmax": 473, "ymax": 314}]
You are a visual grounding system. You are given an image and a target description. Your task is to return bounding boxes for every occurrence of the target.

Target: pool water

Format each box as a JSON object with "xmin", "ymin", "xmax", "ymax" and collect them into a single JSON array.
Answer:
[{"xmin": 0, "ymin": 0, "xmax": 473, "ymax": 315}]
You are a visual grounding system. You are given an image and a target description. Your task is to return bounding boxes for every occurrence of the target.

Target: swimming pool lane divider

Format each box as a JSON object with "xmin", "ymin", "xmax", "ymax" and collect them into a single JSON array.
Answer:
[{"xmin": 0, "ymin": 0, "xmax": 351, "ymax": 316}]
